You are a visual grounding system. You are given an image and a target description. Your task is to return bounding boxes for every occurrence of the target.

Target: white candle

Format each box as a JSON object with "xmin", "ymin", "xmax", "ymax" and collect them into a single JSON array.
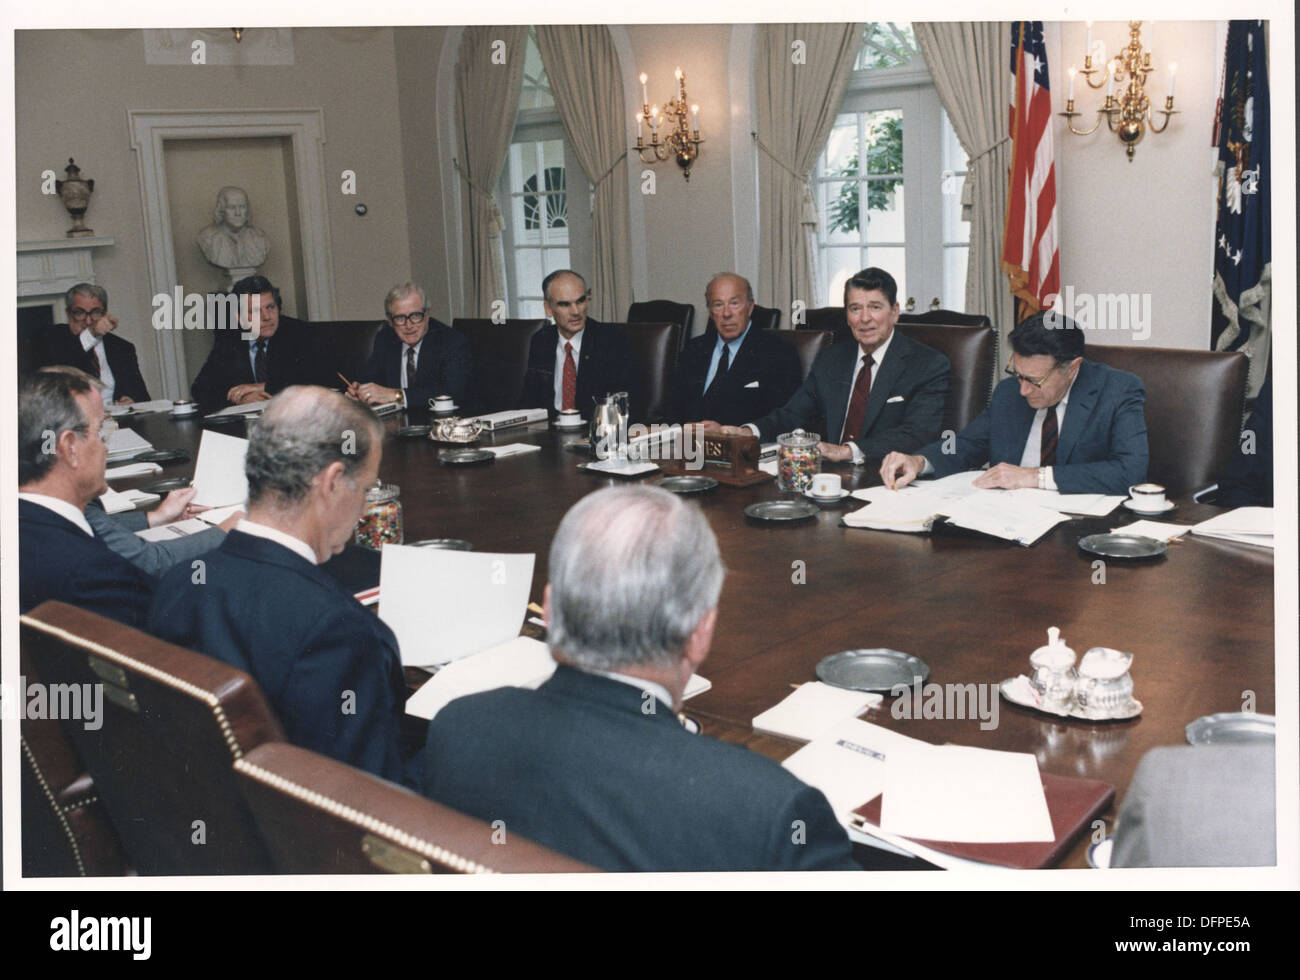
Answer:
[
  {"xmin": 1085, "ymin": 22, "xmax": 1092, "ymax": 61},
  {"xmin": 635, "ymin": 112, "xmax": 644, "ymax": 139},
  {"xmin": 640, "ymin": 72, "xmax": 648, "ymax": 106},
  {"xmin": 1068, "ymin": 67, "xmax": 1076, "ymax": 102},
  {"xmin": 650, "ymin": 106, "xmax": 659, "ymax": 136},
  {"xmin": 691, "ymin": 104, "xmax": 699, "ymax": 128},
  {"xmin": 675, "ymin": 67, "xmax": 683, "ymax": 100},
  {"xmin": 1168, "ymin": 62, "xmax": 1177, "ymax": 99},
  {"xmin": 1106, "ymin": 61, "xmax": 1116, "ymax": 97}
]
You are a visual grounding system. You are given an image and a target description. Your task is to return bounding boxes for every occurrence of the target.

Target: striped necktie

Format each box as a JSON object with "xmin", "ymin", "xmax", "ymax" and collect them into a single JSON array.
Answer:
[{"xmin": 1040, "ymin": 406, "xmax": 1059, "ymax": 466}]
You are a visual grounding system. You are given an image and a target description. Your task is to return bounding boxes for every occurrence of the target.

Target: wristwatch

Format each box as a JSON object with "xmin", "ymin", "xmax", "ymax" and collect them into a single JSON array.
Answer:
[{"xmin": 395, "ymin": 389, "xmax": 406, "ymax": 408}]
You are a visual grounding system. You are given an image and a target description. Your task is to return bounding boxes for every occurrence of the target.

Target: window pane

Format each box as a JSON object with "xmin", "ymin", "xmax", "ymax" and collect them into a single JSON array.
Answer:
[
  {"xmin": 942, "ymin": 112, "xmax": 969, "ymax": 172},
  {"xmin": 864, "ymin": 110, "xmax": 903, "ymax": 176},
  {"xmin": 824, "ymin": 247, "xmax": 862, "ymax": 307},
  {"xmin": 520, "ymin": 299, "xmax": 546, "ymax": 319},
  {"xmin": 942, "ymin": 173, "xmax": 968, "ymax": 244},
  {"xmin": 823, "ymin": 116, "xmax": 859, "ymax": 174},
  {"xmin": 866, "ymin": 247, "xmax": 905, "ymax": 304},
  {"xmin": 943, "ymin": 247, "xmax": 968, "ymax": 313},
  {"xmin": 864, "ymin": 180, "xmax": 904, "ymax": 242},
  {"xmin": 821, "ymin": 180, "xmax": 860, "ymax": 245},
  {"xmin": 519, "ymin": 28, "xmax": 554, "ymax": 110},
  {"xmin": 515, "ymin": 249, "xmax": 543, "ymax": 296},
  {"xmin": 542, "ymin": 248, "xmax": 570, "ymax": 276}
]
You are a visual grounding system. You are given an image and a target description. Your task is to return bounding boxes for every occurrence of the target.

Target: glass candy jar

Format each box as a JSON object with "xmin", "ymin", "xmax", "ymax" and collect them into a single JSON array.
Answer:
[
  {"xmin": 355, "ymin": 482, "xmax": 403, "ymax": 550},
  {"xmin": 777, "ymin": 429, "xmax": 821, "ymax": 493}
]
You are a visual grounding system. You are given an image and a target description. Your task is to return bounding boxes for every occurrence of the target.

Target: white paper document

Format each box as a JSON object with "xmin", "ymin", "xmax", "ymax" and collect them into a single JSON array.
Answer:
[
  {"xmin": 583, "ymin": 457, "xmax": 659, "ymax": 476},
  {"xmin": 203, "ymin": 401, "xmax": 267, "ymax": 419},
  {"xmin": 782, "ymin": 717, "xmax": 923, "ymax": 818},
  {"xmin": 482, "ymin": 443, "xmax": 542, "ymax": 458},
  {"xmin": 105, "ymin": 462, "xmax": 163, "ymax": 480},
  {"xmin": 1191, "ymin": 507, "xmax": 1274, "ymax": 548},
  {"xmin": 842, "ymin": 496, "xmax": 941, "ymax": 533},
  {"xmin": 97, "ymin": 486, "xmax": 157, "ymax": 514},
  {"xmin": 880, "ymin": 743, "xmax": 1054, "ymax": 843},
  {"xmin": 404, "ymin": 636, "xmax": 557, "ymax": 720},
  {"xmin": 683, "ymin": 673, "xmax": 711, "ymax": 700},
  {"xmin": 104, "ymin": 427, "xmax": 153, "ymax": 462},
  {"xmin": 378, "ymin": 544, "xmax": 536, "ymax": 666},
  {"xmin": 191, "ymin": 430, "xmax": 249, "ymax": 507},
  {"xmin": 751, "ymin": 681, "xmax": 882, "ymax": 742},
  {"xmin": 1009, "ymin": 488, "xmax": 1126, "ymax": 516},
  {"xmin": 941, "ymin": 492, "xmax": 1069, "ymax": 546},
  {"xmin": 195, "ymin": 504, "xmax": 244, "ymax": 526},
  {"xmin": 135, "ymin": 518, "xmax": 211, "ymax": 541},
  {"xmin": 1112, "ymin": 519, "xmax": 1190, "ymax": 540}
]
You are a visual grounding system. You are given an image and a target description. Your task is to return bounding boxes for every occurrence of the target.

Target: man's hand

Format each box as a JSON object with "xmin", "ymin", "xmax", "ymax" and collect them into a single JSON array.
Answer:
[
  {"xmin": 818, "ymin": 442, "xmax": 853, "ymax": 463},
  {"xmin": 972, "ymin": 463, "xmax": 1038, "ymax": 490},
  {"xmin": 880, "ymin": 451, "xmax": 926, "ymax": 490},
  {"xmin": 99, "ymin": 313, "xmax": 120, "ymax": 334},
  {"xmin": 115, "ymin": 396, "xmax": 135, "ymax": 405},
  {"xmin": 227, "ymin": 383, "xmax": 271, "ymax": 405},
  {"xmin": 355, "ymin": 383, "xmax": 401, "ymax": 406},
  {"xmin": 147, "ymin": 486, "xmax": 200, "ymax": 527}
]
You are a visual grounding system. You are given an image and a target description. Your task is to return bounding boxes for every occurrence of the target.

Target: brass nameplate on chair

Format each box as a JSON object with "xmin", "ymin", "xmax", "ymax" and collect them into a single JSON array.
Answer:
[
  {"xmin": 362, "ymin": 834, "xmax": 432, "ymax": 874},
  {"xmin": 661, "ymin": 430, "xmax": 771, "ymax": 487},
  {"xmin": 87, "ymin": 654, "xmax": 128, "ymax": 689},
  {"xmin": 103, "ymin": 685, "xmax": 139, "ymax": 714}
]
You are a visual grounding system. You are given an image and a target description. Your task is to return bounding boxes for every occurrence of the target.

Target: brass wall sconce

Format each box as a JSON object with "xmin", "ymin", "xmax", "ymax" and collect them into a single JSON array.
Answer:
[{"xmin": 633, "ymin": 68, "xmax": 704, "ymax": 181}]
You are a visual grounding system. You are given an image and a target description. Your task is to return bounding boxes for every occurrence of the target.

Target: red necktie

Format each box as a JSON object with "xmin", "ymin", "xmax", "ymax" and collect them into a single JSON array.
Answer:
[
  {"xmin": 85, "ymin": 345, "xmax": 101, "ymax": 379},
  {"xmin": 840, "ymin": 355, "xmax": 872, "ymax": 443},
  {"xmin": 561, "ymin": 342, "xmax": 577, "ymax": 411},
  {"xmin": 1040, "ymin": 406, "xmax": 1059, "ymax": 466}
]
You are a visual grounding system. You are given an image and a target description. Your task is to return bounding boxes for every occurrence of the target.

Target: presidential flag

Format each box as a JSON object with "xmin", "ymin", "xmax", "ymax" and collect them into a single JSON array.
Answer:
[
  {"xmin": 1002, "ymin": 20, "xmax": 1060, "ymax": 322},
  {"xmin": 1211, "ymin": 20, "xmax": 1271, "ymax": 398}
]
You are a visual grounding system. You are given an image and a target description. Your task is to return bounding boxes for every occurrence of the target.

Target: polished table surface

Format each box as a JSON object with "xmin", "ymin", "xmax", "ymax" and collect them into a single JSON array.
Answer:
[{"xmin": 114, "ymin": 408, "xmax": 1277, "ymax": 870}]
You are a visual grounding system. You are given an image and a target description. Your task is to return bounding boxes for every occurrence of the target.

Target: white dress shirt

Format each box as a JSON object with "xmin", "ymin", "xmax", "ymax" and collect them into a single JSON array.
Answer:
[
  {"xmin": 80, "ymin": 330, "xmax": 116, "ymax": 402},
  {"xmin": 1018, "ymin": 370, "xmax": 1079, "ymax": 489},
  {"xmin": 19, "ymin": 492, "xmax": 94, "ymax": 537},
  {"xmin": 552, "ymin": 327, "xmax": 584, "ymax": 411},
  {"xmin": 595, "ymin": 669, "xmax": 675, "ymax": 713},
  {"xmin": 235, "ymin": 518, "xmax": 319, "ymax": 565},
  {"xmin": 702, "ymin": 322, "xmax": 753, "ymax": 392}
]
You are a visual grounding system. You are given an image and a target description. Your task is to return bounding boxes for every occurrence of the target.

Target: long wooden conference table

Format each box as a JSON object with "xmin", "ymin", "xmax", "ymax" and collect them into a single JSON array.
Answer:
[{"xmin": 112, "ymin": 407, "xmax": 1277, "ymax": 871}]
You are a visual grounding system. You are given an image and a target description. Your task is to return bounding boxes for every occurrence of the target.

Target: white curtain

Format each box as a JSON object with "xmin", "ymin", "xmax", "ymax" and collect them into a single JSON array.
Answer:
[
  {"xmin": 455, "ymin": 27, "xmax": 527, "ymax": 315},
  {"xmin": 915, "ymin": 22, "xmax": 1014, "ymax": 367},
  {"xmin": 535, "ymin": 26, "xmax": 633, "ymax": 323},
  {"xmin": 754, "ymin": 23, "xmax": 862, "ymax": 321}
]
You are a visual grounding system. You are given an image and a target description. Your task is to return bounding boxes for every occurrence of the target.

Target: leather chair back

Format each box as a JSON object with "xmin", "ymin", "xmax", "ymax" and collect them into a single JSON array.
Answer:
[
  {"xmin": 311, "ymin": 319, "xmax": 387, "ymax": 381},
  {"xmin": 611, "ymin": 321, "xmax": 681, "ymax": 423},
  {"xmin": 20, "ymin": 601, "xmax": 283, "ymax": 875},
  {"xmin": 236, "ymin": 743, "xmax": 596, "ymax": 874},
  {"xmin": 1087, "ymin": 344, "xmax": 1248, "ymax": 497},
  {"xmin": 899, "ymin": 309, "xmax": 992, "ymax": 328},
  {"xmin": 768, "ymin": 328, "xmax": 835, "ymax": 382},
  {"xmin": 750, "ymin": 305, "xmax": 782, "ymax": 332},
  {"xmin": 894, "ymin": 322, "xmax": 996, "ymax": 434},
  {"xmin": 628, "ymin": 300, "xmax": 694, "ymax": 348},
  {"xmin": 20, "ymin": 647, "xmax": 128, "ymax": 876},
  {"xmin": 802, "ymin": 307, "xmax": 850, "ymax": 343},
  {"xmin": 452, "ymin": 318, "xmax": 547, "ymax": 414}
]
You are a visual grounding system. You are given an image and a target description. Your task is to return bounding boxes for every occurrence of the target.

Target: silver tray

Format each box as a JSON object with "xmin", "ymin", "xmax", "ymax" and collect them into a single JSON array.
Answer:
[
  {"xmin": 744, "ymin": 499, "xmax": 819, "ymax": 522},
  {"xmin": 656, "ymin": 475, "xmax": 719, "ymax": 494},
  {"xmin": 999, "ymin": 677, "xmax": 1143, "ymax": 721},
  {"xmin": 1185, "ymin": 712, "xmax": 1275, "ymax": 745},
  {"xmin": 1078, "ymin": 532, "xmax": 1168, "ymax": 559},
  {"xmin": 410, "ymin": 538, "xmax": 473, "ymax": 551},
  {"xmin": 395, "ymin": 424, "xmax": 431, "ymax": 438},
  {"xmin": 817, "ymin": 649, "xmax": 930, "ymax": 692},
  {"xmin": 438, "ymin": 448, "xmax": 494, "ymax": 465}
]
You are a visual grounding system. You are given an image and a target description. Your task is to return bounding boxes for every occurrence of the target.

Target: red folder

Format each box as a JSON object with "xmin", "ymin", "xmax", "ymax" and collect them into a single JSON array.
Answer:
[{"xmin": 851, "ymin": 771, "xmax": 1114, "ymax": 869}]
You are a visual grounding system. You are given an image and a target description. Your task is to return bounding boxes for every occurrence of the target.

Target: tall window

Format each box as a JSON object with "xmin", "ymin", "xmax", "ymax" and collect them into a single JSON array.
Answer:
[
  {"xmin": 498, "ymin": 29, "xmax": 592, "ymax": 319},
  {"xmin": 813, "ymin": 23, "xmax": 969, "ymax": 311}
]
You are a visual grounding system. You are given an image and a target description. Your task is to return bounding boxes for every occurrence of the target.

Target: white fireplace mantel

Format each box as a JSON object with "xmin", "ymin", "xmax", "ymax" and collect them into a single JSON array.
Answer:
[{"xmin": 18, "ymin": 237, "xmax": 117, "ymax": 320}]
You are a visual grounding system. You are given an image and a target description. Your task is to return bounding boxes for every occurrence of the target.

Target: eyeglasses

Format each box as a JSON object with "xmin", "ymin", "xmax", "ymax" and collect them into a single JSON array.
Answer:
[
  {"xmin": 1004, "ymin": 359, "xmax": 1064, "ymax": 389},
  {"xmin": 72, "ymin": 425, "xmax": 110, "ymax": 444},
  {"xmin": 389, "ymin": 310, "xmax": 427, "ymax": 326},
  {"xmin": 69, "ymin": 307, "xmax": 105, "ymax": 321}
]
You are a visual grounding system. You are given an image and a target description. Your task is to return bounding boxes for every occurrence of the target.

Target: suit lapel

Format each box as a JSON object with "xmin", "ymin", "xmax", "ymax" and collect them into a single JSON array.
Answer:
[
  {"xmin": 823, "ymin": 343, "xmax": 858, "ymax": 439},
  {"xmin": 1056, "ymin": 360, "xmax": 1100, "ymax": 463},
  {"xmin": 857, "ymin": 333, "xmax": 908, "ymax": 437}
]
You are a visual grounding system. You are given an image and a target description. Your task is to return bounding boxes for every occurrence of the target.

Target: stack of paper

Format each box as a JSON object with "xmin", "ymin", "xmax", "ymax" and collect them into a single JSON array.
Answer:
[
  {"xmin": 482, "ymin": 443, "xmax": 542, "ymax": 459},
  {"xmin": 1111, "ymin": 519, "xmax": 1190, "ymax": 541},
  {"xmin": 105, "ymin": 462, "xmax": 163, "ymax": 481},
  {"xmin": 583, "ymin": 457, "xmax": 659, "ymax": 476},
  {"xmin": 196, "ymin": 504, "xmax": 244, "ymax": 526},
  {"xmin": 104, "ymin": 427, "xmax": 153, "ymax": 462},
  {"xmin": 378, "ymin": 544, "xmax": 536, "ymax": 666},
  {"xmin": 941, "ymin": 493, "xmax": 1069, "ymax": 547},
  {"xmin": 203, "ymin": 402, "xmax": 267, "ymax": 420},
  {"xmin": 405, "ymin": 636, "xmax": 557, "ymax": 720},
  {"xmin": 108, "ymin": 399, "xmax": 176, "ymax": 417},
  {"xmin": 1191, "ymin": 507, "xmax": 1274, "ymax": 548},
  {"xmin": 1009, "ymin": 488, "xmax": 1126, "ymax": 516},
  {"xmin": 751, "ymin": 682, "xmax": 882, "ymax": 742},
  {"xmin": 842, "ymin": 495, "xmax": 941, "ymax": 533},
  {"xmin": 135, "ymin": 518, "xmax": 211, "ymax": 542},
  {"xmin": 98, "ymin": 486, "xmax": 160, "ymax": 513},
  {"xmin": 191, "ymin": 430, "xmax": 249, "ymax": 507},
  {"xmin": 472, "ymin": 408, "xmax": 548, "ymax": 430}
]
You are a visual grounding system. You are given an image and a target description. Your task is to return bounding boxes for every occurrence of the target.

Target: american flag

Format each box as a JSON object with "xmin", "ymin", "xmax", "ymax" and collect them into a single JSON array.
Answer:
[{"xmin": 1002, "ymin": 21, "xmax": 1060, "ymax": 320}]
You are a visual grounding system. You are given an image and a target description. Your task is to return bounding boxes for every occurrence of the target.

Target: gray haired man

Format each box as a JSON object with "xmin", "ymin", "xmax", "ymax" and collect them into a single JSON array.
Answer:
[
  {"xmin": 422, "ymin": 485, "xmax": 857, "ymax": 871},
  {"xmin": 148, "ymin": 386, "xmax": 413, "ymax": 785}
]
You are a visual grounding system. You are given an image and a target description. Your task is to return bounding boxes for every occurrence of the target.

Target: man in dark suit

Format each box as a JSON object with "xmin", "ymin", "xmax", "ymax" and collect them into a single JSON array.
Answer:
[
  {"xmin": 882, "ymin": 312, "xmax": 1149, "ymax": 495},
  {"xmin": 148, "ymin": 387, "xmax": 412, "ymax": 786},
  {"xmin": 18, "ymin": 370, "xmax": 156, "ymax": 627},
  {"xmin": 518, "ymin": 270, "xmax": 636, "ymax": 420},
  {"xmin": 666, "ymin": 272, "xmax": 801, "ymax": 425},
  {"xmin": 190, "ymin": 275, "xmax": 326, "ymax": 408},
  {"xmin": 348, "ymin": 281, "xmax": 470, "ymax": 412},
  {"xmin": 422, "ymin": 485, "xmax": 857, "ymax": 872},
  {"xmin": 31, "ymin": 284, "xmax": 150, "ymax": 404},
  {"xmin": 713, "ymin": 267, "xmax": 949, "ymax": 464}
]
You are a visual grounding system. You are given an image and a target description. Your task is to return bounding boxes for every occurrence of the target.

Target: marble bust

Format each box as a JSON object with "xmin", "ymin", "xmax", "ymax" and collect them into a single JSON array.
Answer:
[{"xmin": 197, "ymin": 186, "xmax": 270, "ymax": 279}]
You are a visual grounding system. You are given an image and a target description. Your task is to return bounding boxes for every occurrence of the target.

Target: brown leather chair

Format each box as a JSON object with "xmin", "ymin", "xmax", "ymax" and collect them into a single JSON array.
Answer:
[
  {"xmin": 899, "ymin": 309, "xmax": 992, "ymax": 328},
  {"xmin": 236, "ymin": 743, "xmax": 596, "ymax": 874},
  {"xmin": 1087, "ymin": 344, "xmax": 1248, "ymax": 498},
  {"xmin": 20, "ymin": 648, "xmax": 128, "ymax": 877},
  {"xmin": 20, "ymin": 601, "xmax": 283, "ymax": 875},
  {"xmin": 628, "ymin": 300, "xmax": 694, "ymax": 349},
  {"xmin": 894, "ymin": 322, "xmax": 997, "ymax": 434},
  {"xmin": 611, "ymin": 321, "xmax": 681, "ymax": 423},
  {"xmin": 452, "ymin": 318, "xmax": 547, "ymax": 414},
  {"xmin": 768, "ymin": 328, "xmax": 835, "ymax": 382},
  {"xmin": 750, "ymin": 305, "xmax": 782, "ymax": 332},
  {"xmin": 801, "ymin": 306, "xmax": 850, "ymax": 343},
  {"xmin": 310, "ymin": 319, "xmax": 387, "ymax": 382}
]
